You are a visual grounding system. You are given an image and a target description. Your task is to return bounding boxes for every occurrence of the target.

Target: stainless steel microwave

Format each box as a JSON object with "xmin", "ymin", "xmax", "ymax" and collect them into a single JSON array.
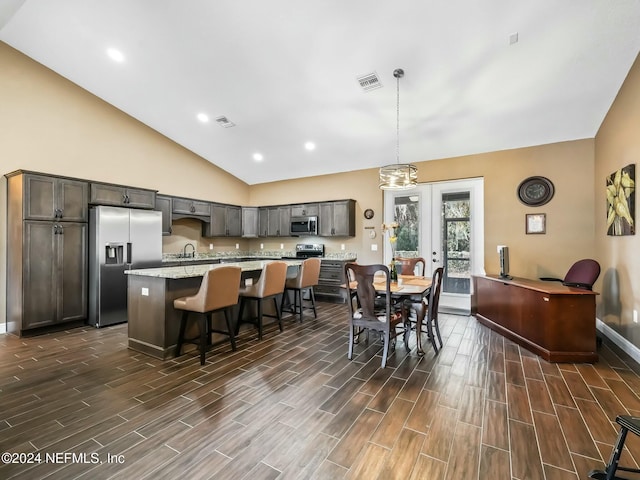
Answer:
[{"xmin": 290, "ymin": 216, "xmax": 318, "ymax": 236}]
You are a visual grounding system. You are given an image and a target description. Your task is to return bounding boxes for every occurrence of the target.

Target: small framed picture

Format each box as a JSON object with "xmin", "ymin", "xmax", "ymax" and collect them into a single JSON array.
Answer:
[{"xmin": 526, "ymin": 213, "xmax": 546, "ymax": 234}]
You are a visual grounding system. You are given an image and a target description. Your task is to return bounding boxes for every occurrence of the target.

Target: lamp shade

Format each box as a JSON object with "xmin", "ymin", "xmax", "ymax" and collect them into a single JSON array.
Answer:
[{"xmin": 379, "ymin": 163, "xmax": 418, "ymax": 190}]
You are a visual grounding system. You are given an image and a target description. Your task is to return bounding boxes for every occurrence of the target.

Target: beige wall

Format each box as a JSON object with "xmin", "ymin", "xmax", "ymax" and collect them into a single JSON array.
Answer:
[
  {"xmin": 251, "ymin": 140, "xmax": 596, "ymax": 280},
  {"xmin": 594, "ymin": 52, "xmax": 640, "ymax": 348}
]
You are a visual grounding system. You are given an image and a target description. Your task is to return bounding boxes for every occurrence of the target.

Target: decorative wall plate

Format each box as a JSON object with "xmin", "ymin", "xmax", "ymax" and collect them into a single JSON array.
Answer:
[
  {"xmin": 364, "ymin": 208, "xmax": 375, "ymax": 219},
  {"xmin": 517, "ymin": 176, "xmax": 555, "ymax": 206}
]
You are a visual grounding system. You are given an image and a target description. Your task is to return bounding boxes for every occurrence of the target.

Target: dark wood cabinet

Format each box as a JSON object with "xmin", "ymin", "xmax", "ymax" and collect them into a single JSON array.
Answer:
[
  {"xmin": 155, "ymin": 195, "xmax": 172, "ymax": 235},
  {"xmin": 473, "ymin": 275, "xmax": 598, "ymax": 362},
  {"xmin": 263, "ymin": 206, "xmax": 291, "ymax": 237},
  {"xmin": 241, "ymin": 207, "xmax": 259, "ymax": 238},
  {"xmin": 90, "ymin": 183, "xmax": 156, "ymax": 209},
  {"xmin": 290, "ymin": 203, "xmax": 319, "ymax": 217},
  {"xmin": 172, "ymin": 197, "xmax": 211, "ymax": 217},
  {"xmin": 258, "ymin": 207, "xmax": 269, "ymax": 237},
  {"xmin": 319, "ymin": 200, "xmax": 356, "ymax": 237},
  {"xmin": 24, "ymin": 174, "xmax": 88, "ymax": 222},
  {"xmin": 206, "ymin": 204, "xmax": 242, "ymax": 237},
  {"xmin": 21, "ymin": 221, "xmax": 88, "ymax": 329},
  {"xmin": 7, "ymin": 171, "xmax": 89, "ymax": 335}
]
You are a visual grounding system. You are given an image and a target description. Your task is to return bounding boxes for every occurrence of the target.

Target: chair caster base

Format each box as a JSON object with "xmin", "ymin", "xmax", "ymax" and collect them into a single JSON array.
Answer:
[{"xmin": 587, "ymin": 469, "xmax": 630, "ymax": 480}]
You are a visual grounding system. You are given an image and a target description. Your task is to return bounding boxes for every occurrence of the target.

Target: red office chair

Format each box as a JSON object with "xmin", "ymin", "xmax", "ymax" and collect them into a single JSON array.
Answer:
[{"xmin": 540, "ymin": 259, "xmax": 600, "ymax": 290}]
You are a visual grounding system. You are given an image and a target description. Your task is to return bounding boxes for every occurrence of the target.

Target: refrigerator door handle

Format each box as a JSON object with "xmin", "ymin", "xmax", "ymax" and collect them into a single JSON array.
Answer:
[{"xmin": 126, "ymin": 242, "xmax": 132, "ymax": 264}]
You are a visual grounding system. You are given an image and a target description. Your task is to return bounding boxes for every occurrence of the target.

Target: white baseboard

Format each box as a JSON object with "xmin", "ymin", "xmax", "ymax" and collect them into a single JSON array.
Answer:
[
  {"xmin": 596, "ymin": 317, "xmax": 640, "ymax": 366},
  {"xmin": 0, "ymin": 324, "xmax": 5, "ymax": 334}
]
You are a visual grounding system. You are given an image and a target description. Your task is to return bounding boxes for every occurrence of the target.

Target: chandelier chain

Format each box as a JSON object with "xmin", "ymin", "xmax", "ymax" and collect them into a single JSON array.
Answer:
[{"xmin": 396, "ymin": 70, "xmax": 400, "ymax": 165}]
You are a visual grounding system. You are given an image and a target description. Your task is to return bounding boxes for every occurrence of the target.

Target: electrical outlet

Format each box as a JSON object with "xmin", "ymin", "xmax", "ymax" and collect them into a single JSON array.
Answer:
[
  {"xmin": 280, "ymin": 243, "xmax": 284, "ymax": 249},
  {"xmin": 634, "ymin": 309, "xmax": 638, "ymax": 323},
  {"xmin": 209, "ymin": 243, "xmax": 213, "ymax": 250},
  {"xmin": 371, "ymin": 244, "xmax": 378, "ymax": 251},
  {"xmin": 260, "ymin": 243, "xmax": 264, "ymax": 249},
  {"xmin": 235, "ymin": 243, "xmax": 239, "ymax": 249},
  {"xmin": 341, "ymin": 244, "xmax": 345, "ymax": 250}
]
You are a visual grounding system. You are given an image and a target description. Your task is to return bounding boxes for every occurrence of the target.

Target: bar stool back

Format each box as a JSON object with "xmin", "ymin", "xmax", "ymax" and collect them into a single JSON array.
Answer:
[
  {"xmin": 235, "ymin": 261, "xmax": 288, "ymax": 340},
  {"xmin": 173, "ymin": 266, "xmax": 242, "ymax": 365},
  {"xmin": 281, "ymin": 257, "xmax": 321, "ymax": 322}
]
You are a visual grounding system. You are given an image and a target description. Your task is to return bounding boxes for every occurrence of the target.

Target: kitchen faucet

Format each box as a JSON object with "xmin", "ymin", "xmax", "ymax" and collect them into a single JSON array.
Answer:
[{"xmin": 183, "ymin": 242, "xmax": 196, "ymax": 258}]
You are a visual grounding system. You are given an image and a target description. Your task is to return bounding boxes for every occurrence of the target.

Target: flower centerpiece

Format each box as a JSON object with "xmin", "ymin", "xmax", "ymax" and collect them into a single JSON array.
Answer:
[{"xmin": 382, "ymin": 221, "xmax": 399, "ymax": 281}]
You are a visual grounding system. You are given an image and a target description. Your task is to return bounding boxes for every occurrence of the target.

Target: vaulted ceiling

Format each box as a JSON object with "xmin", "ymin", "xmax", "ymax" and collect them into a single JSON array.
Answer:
[{"xmin": 2, "ymin": 0, "xmax": 640, "ymax": 185}]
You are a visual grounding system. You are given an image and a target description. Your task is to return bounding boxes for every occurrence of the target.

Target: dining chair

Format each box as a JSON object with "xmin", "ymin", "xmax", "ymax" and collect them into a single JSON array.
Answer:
[
  {"xmin": 235, "ymin": 261, "xmax": 288, "ymax": 340},
  {"xmin": 173, "ymin": 266, "xmax": 242, "ymax": 365},
  {"xmin": 281, "ymin": 257, "xmax": 321, "ymax": 322},
  {"xmin": 421, "ymin": 267, "xmax": 444, "ymax": 353},
  {"xmin": 344, "ymin": 263, "xmax": 408, "ymax": 368},
  {"xmin": 395, "ymin": 257, "xmax": 426, "ymax": 276}
]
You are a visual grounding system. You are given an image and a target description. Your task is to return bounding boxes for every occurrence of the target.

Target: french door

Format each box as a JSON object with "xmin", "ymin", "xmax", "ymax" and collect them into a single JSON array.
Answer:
[{"xmin": 384, "ymin": 178, "xmax": 485, "ymax": 314}]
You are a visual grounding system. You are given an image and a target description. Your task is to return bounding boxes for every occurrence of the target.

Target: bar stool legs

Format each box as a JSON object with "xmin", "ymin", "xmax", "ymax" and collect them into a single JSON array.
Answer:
[
  {"xmin": 176, "ymin": 307, "xmax": 237, "ymax": 366},
  {"xmin": 588, "ymin": 415, "xmax": 640, "ymax": 480}
]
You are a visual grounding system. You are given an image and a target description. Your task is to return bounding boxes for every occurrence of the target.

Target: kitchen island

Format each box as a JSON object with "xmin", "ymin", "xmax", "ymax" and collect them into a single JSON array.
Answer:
[{"xmin": 125, "ymin": 260, "xmax": 302, "ymax": 359}]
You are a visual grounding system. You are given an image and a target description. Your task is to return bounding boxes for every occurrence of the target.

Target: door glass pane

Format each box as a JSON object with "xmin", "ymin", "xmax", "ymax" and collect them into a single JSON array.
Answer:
[
  {"xmin": 442, "ymin": 192, "xmax": 470, "ymax": 293},
  {"xmin": 393, "ymin": 195, "xmax": 420, "ymax": 256}
]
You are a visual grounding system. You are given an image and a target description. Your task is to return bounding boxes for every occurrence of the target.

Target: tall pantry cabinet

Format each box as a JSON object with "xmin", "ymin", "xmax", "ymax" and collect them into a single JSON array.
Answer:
[{"xmin": 6, "ymin": 171, "xmax": 89, "ymax": 335}]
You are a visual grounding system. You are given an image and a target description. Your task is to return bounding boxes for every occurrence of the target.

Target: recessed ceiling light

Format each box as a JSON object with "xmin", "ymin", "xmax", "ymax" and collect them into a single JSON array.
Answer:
[
  {"xmin": 197, "ymin": 113, "xmax": 209, "ymax": 123},
  {"xmin": 106, "ymin": 48, "xmax": 125, "ymax": 63},
  {"xmin": 253, "ymin": 153, "xmax": 264, "ymax": 162},
  {"xmin": 304, "ymin": 142, "xmax": 316, "ymax": 151}
]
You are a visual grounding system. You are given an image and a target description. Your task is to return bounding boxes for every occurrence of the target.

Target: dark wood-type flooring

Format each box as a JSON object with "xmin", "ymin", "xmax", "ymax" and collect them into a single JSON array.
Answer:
[{"xmin": 1, "ymin": 302, "xmax": 640, "ymax": 479}]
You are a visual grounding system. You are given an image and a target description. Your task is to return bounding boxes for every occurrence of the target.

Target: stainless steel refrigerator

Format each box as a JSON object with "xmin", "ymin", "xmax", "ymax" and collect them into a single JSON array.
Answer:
[{"xmin": 89, "ymin": 206, "xmax": 162, "ymax": 327}]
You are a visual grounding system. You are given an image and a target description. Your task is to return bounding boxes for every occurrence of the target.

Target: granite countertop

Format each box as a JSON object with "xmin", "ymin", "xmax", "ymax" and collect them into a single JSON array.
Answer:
[
  {"xmin": 162, "ymin": 251, "xmax": 357, "ymax": 263},
  {"xmin": 126, "ymin": 259, "xmax": 303, "ymax": 279}
]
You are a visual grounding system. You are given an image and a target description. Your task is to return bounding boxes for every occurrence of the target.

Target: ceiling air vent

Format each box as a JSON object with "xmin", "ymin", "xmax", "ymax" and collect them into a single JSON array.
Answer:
[
  {"xmin": 215, "ymin": 116, "xmax": 235, "ymax": 128},
  {"xmin": 356, "ymin": 72, "xmax": 382, "ymax": 92}
]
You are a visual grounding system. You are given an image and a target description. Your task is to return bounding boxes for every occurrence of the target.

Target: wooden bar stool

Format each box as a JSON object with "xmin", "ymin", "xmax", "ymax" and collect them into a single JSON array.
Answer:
[
  {"xmin": 173, "ymin": 266, "xmax": 242, "ymax": 365},
  {"xmin": 235, "ymin": 261, "xmax": 288, "ymax": 340},
  {"xmin": 281, "ymin": 257, "xmax": 321, "ymax": 322},
  {"xmin": 588, "ymin": 415, "xmax": 640, "ymax": 480}
]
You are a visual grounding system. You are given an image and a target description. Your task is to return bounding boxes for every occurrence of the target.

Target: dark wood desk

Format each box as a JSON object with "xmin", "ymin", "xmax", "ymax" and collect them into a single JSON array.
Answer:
[{"xmin": 472, "ymin": 275, "xmax": 598, "ymax": 363}]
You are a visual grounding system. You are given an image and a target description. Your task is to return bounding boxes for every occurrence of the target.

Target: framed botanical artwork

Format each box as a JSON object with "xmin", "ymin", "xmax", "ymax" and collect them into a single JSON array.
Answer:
[
  {"xmin": 526, "ymin": 213, "xmax": 546, "ymax": 234},
  {"xmin": 607, "ymin": 164, "xmax": 635, "ymax": 236}
]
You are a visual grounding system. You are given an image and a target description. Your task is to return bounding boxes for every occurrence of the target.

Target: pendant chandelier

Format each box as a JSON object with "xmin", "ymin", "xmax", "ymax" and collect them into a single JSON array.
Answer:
[{"xmin": 379, "ymin": 68, "xmax": 417, "ymax": 190}]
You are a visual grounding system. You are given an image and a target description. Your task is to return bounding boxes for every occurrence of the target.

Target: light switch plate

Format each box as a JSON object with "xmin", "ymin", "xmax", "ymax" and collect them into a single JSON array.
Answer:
[
  {"xmin": 141, "ymin": 287, "xmax": 149, "ymax": 296},
  {"xmin": 371, "ymin": 244, "xmax": 378, "ymax": 251}
]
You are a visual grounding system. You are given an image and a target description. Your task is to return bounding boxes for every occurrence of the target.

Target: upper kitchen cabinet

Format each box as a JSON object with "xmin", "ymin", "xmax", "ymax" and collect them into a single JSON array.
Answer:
[
  {"xmin": 16, "ymin": 172, "xmax": 89, "ymax": 222},
  {"xmin": 290, "ymin": 203, "xmax": 319, "ymax": 217},
  {"xmin": 319, "ymin": 199, "xmax": 356, "ymax": 237},
  {"xmin": 171, "ymin": 197, "xmax": 211, "ymax": 220},
  {"xmin": 155, "ymin": 195, "xmax": 172, "ymax": 236},
  {"xmin": 258, "ymin": 207, "xmax": 269, "ymax": 237},
  {"xmin": 206, "ymin": 204, "xmax": 242, "ymax": 237},
  {"xmin": 90, "ymin": 182, "xmax": 156, "ymax": 209},
  {"xmin": 241, "ymin": 207, "xmax": 259, "ymax": 238},
  {"xmin": 266, "ymin": 205, "xmax": 291, "ymax": 237}
]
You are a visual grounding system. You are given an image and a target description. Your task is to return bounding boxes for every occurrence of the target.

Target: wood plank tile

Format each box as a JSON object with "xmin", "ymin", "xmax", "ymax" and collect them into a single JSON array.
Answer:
[
  {"xmin": 555, "ymin": 405, "xmax": 602, "ymax": 459},
  {"xmin": 543, "ymin": 464, "xmax": 579, "ymax": 480},
  {"xmin": 487, "ymin": 370, "xmax": 507, "ymax": 403},
  {"xmin": 562, "ymin": 370, "xmax": 596, "ymax": 401},
  {"xmin": 507, "ymin": 383, "xmax": 533, "ymax": 423},
  {"xmin": 510, "ymin": 419, "xmax": 545, "ymax": 480},
  {"xmin": 370, "ymin": 398, "xmax": 414, "ymax": 448},
  {"xmin": 326, "ymin": 408, "xmax": 384, "ymax": 468},
  {"xmin": 574, "ymin": 398, "xmax": 619, "ymax": 443},
  {"xmin": 422, "ymin": 404, "xmax": 457, "ymax": 461},
  {"xmin": 445, "ymin": 422, "xmax": 481, "ymax": 480},
  {"xmin": 458, "ymin": 385, "xmax": 485, "ymax": 427},
  {"xmin": 532, "ymin": 410, "xmax": 574, "ymax": 470},
  {"xmin": 526, "ymin": 378, "xmax": 556, "ymax": 414},
  {"xmin": 506, "ymin": 359, "xmax": 526, "ymax": 386},
  {"xmin": 483, "ymin": 399, "xmax": 509, "ymax": 450},
  {"xmin": 478, "ymin": 444, "xmax": 511, "ymax": 479},
  {"xmin": 377, "ymin": 428, "xmax": 425, "ymax": 478},
  {"xmin": 344, "ymin": 443, "xmax": 389, "ymax": 480},
  {"xmin": 409, "ymin": 454, "xmax": 447, "ymax": 480},
  {"xmin": 404, "ymin": 388, "xmax": 440, "ymax": 433},
  {"xmin": 546, "ymin": 374, "xmax": 577, "ymax": 407}
]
